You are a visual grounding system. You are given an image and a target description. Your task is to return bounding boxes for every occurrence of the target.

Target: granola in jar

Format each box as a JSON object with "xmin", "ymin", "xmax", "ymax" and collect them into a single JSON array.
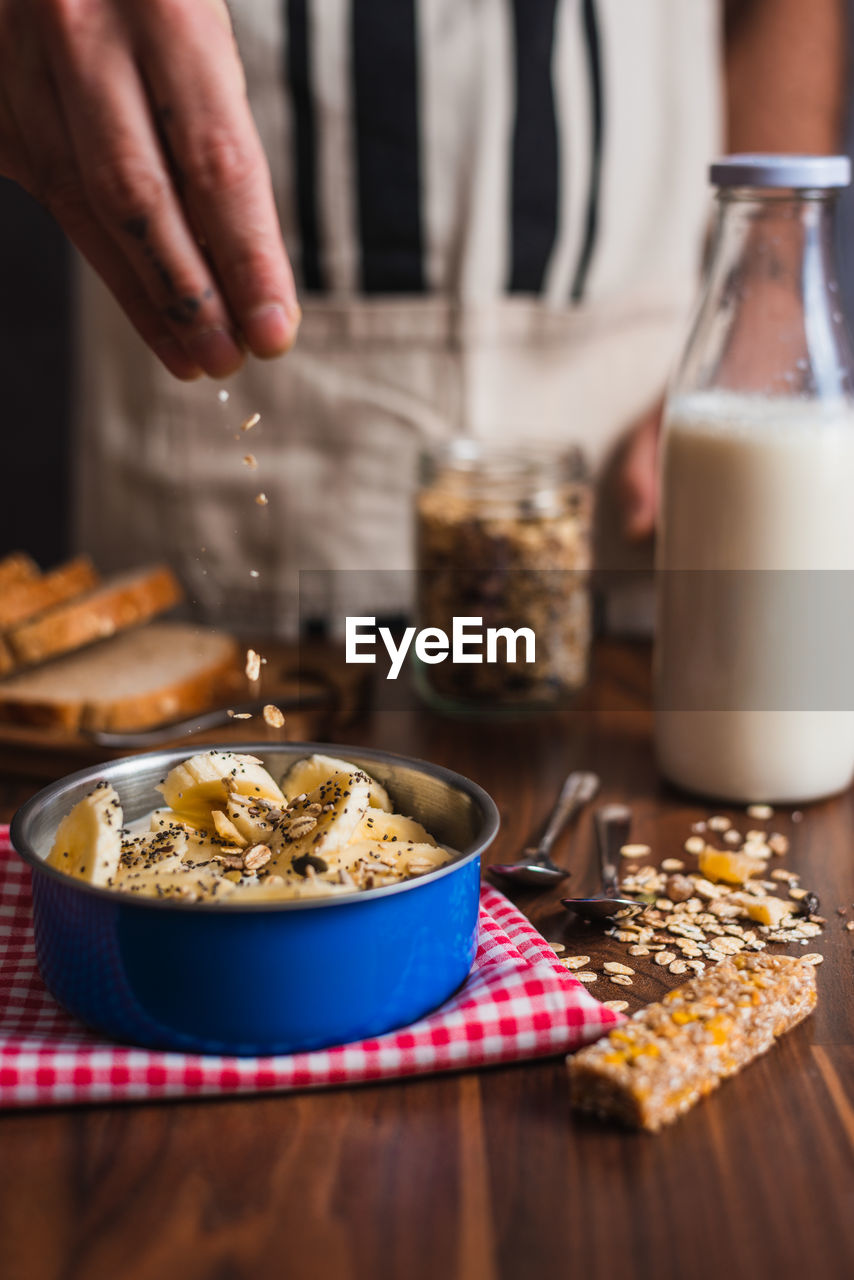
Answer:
[{"xmin": 415, "ymin": 441, "xmax": 592, "ymax": 716}]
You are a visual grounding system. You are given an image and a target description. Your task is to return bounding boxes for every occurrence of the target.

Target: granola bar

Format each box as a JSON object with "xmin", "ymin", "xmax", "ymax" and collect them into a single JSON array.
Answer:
[{"xmin": 568, "ymin": 954, "xmax": 817, "ymax": 1131}]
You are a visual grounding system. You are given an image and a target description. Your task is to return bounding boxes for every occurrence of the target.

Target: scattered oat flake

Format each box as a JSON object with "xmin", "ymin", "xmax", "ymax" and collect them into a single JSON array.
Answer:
[
  {"xmin": 263, "ymin": 704, "xmax": 285, "ymax": 729},
  {"xmin": 575, "ymin": 971, "xmax": 597, "ymax": 983},
  {"xmin": 255, "ymin": 492, "xmax": 269, "ymax": 506},
  {"xmin": 620, "ymin": 843, "xmax": 651, "ymax": 859},
  {"xmin": 549, "ymin": 942, "xmax": 566, "ymax": 954},
  {"xmin": 609, "ymin": 974, "xmax": 633, "ymax": 986},
  {"xmin": 564, "ymin": 955, "xmax": 591, "ymax": 970},
  {"xmin": 724, "ymin": 829, "xmax": 742, "ymax": 845},
  {"xmin": 684, "ymin": 835, "xmax": 706, "ymax": 855},
  {"xmin": 661, "ymin": 858, "xmax": 684, "ymax": 872},
  {"xmin": 654, "ymin": 951, "xmax": 677, "ymax": 966},
  {"xmin": 603, "ymin": 1000, "xmax": 629, "ymax": 1012},
  {"xmin": 801, "ymin": 953, "xmax": 824, "ymax": 965},
  {"xmin": 792, "ymin": 810, "xmax": 803, "ymax": 823},
  {"xmin": 747, "ymin": 803, "xmax": 773, "ymax": 820},
  {"xmin": 708, "ymin": 815, "xmax": 731, "ymax": 832},
  {"xmin": 241, "ymin": 412, "xmax": 261, "ymax": 432},
  {"xmin": 227, "ymin": 710, "xmax": 253, "ymax": 720},
  {"xmin": 603, "ymin": 961, "xmax": 634, "ymax": 975},
  {"xmin": 245, "ymin": 649, "xmax": 262, "ymax": 682},
  {"xmin": 846, "ymin": 921, "xmax": 854, "ymax": 932},
  {"xmin": 242, "ymin": 453, "xmax": 258, "ymax": 469}
]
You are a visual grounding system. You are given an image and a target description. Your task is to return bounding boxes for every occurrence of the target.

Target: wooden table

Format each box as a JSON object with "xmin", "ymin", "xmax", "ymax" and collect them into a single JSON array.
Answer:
[{"xmin": 1, "ymin": 643, "xmax": 852, "ymax": 1280}]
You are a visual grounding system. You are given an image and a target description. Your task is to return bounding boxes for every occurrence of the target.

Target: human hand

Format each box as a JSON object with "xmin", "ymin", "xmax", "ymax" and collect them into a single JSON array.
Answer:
[
  {"xmin": 0, "ymin": 0, "xmax": 300, "ymax": 379},
  {"xmin": 617, "ymin": 398, "xmax": 663, "ymax": 541}
]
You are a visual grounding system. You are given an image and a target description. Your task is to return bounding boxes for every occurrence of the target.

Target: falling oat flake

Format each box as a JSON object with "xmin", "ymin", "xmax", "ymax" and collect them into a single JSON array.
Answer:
[
  {"xmin": 241, "ymin": 413, "xmax": 261, "ymax": 432},
  {"xmin": 263, "ymin": 704, "xmax": 285, "ymax": 729},
  {"xmin": 218, "ymin": 389, "xmax": 230, "ymax": 403},
  {"xmin": 245, "ymin": 648, "xmax": 262, "ymax": 682},
  {"xmin": 255, "ymin": 493, "xmax": 268, "ymax": 507}
]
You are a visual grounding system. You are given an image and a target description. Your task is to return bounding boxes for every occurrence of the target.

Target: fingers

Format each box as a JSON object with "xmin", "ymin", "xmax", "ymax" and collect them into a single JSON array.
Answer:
[
  {"xmin": 43, "ymin": 1, "xmax": 246, "ymax": 376},
  {"xmin": 4, "ymin": 8, "xmax": 201, "ymax": 380},
  {"xmin": 130, "ymin": 0, "xmax": 301, "ymax": 357},
  {"xmin": 619, "ymin": 405, "xmax": 662, "ymax": 541}
]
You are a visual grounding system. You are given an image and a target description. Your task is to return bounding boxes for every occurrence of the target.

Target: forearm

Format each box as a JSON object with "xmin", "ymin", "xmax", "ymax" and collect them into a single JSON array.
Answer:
[{"xmin": 724, "ymin": 0, "xmax": 847, "ymax": 153}]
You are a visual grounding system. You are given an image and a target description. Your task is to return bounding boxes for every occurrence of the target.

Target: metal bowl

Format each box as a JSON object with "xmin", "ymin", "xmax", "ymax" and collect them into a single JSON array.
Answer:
[{"xmin": 11, "ymin": 742, "xmax": 499, "ymax": 1056}]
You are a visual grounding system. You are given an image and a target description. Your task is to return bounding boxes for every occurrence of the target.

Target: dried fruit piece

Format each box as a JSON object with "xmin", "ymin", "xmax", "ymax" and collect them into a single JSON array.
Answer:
[{"xmin": 697, "ymin": 847, "xmax": 766, "ymax": 885}]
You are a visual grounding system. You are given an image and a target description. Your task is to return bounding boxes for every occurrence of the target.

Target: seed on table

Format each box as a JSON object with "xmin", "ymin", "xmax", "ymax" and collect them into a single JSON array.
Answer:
[
  {"xmin": 708, "ymin": 815, "xmax": 732, "ymax": 832},
  {"xmin": 654, "ymin": 951, "xmax": 676, "ymax": 966},
  {"xmin": 801, "ymin": 954, "xmax": 824, "ymax": 965},
  {"xmin": 604, "ymin": 961, "xmax": 635, "ymax": 975},
  {"xmin": 575, "ymin": 971, "xmax": 598, "ymax": 983},
  {"xmin": 603, "ymin": 1000, "xmax": 629, "ymax": 1012},
  {"xmin": 609, "ymin": 974, "xmax": 633, "ymax": 986},
  {"xmin": 620, "ymin": 843, "xmax": 652, "ymax": 859},
  {"xmin": 747, "ymin": 803, "xmax": 773, "ymax": 820},
  {"xmin": 661, "ymin": 858, "xmax": 684, "ymax": 872},
  {"xmin": 564, "ymin": 955, "xmax": 591, "ymax": 970},
  {"xmin": 549, "ymin": 942, "xmax": 566, "ymax": 954},
  {"xmin": 684, "ymin": 836, "xmax": 706, "ymax": 854}
]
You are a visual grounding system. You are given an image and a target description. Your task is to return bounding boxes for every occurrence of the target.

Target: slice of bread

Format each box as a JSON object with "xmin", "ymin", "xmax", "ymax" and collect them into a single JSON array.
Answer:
[
  {"xmin": 0, "ymin": 552, "xmax": 39, "ymax": 592},
  {"xmin": 0, "ymin": 622, "xmax": 240, "ymax": 731},
  {"xmin": 0, "ymin": 556, "xmax": 99, "ymax": 630},
  {"xmin": 6, "ymin": 564, "xmax": 183, "ymax": 667}
]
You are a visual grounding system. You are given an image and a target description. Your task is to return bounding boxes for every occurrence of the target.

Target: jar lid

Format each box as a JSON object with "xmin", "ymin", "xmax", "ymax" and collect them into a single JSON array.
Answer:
[{"xmin": 709, "ymin": 153, "xmax": 851, "ymax": 190}]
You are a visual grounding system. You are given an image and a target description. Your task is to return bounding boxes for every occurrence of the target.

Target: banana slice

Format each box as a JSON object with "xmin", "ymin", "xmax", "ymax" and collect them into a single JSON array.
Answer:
[
  {"xmin": 353, "ymin": 809, "xmax": 438, "ymax": 847},
  {"xmin": 280, "ymin": 754, "xmax": 392, "ymax": 812},
  {"xmin": 338, "ymin": 840, "xmax": 450, "ymax": 879},
  {"xmin": 47, "ymin": 781, "xmax": 123, "ymax": 886},
  {"xmin": 273, "ymin": 770, "xmax": 373, "ymax": 870},
  {"xmin": 223, "ymin": 793, "xmax": 281, "ymax": 846},
  {"xmin": 156, "ymin": 751, "xmax": 285, "ymax": 827}
]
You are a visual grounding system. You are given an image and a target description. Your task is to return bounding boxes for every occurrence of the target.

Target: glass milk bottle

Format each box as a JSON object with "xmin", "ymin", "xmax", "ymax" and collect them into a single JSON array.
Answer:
[{"xmin": 654, "ymin": 155, "xmax": 854, "ymax": 804}]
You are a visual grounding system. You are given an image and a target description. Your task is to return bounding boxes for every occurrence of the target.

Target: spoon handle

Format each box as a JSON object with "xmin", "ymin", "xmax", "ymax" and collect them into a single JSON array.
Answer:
[
  {"xmin": 535, "ymin": 771, "xmax": 600, "ymax": 863},
  {"xmin": 594, "ymin": 804, "xmax": 632, "ymax": 896}
]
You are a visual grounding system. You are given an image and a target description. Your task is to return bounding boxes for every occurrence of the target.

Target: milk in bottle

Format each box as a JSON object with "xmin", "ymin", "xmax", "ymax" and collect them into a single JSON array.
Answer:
[{"xmin": 654, "ymin": 156, "xmax": 854, "ymax": 803}]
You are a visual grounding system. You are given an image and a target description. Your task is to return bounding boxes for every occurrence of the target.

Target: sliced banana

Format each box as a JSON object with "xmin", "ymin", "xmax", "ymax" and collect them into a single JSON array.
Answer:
[
  {"xmin": 47, "ymin": 781, "xmax": 123, "ymax": 887},
  {"xmin": 353, "ymin": 809, "xmax": 438, "ymax": 847},
  {"xmin": 338, "ymin": 839, "xmax": 450, "ymax": 878},
  {"xmin": 272, "ymin": 771, "xmax": 372, "ymax": 870},
  {"xmin": 211, "ymin": 809, "xmax": 248, "ymax": 847},
  {"xmin": 156, "ymin": 751, "xmax": 285, "ymax": 827},
  {"xmin": 223, "ymin": 793, "xmax": 280, "ymax": 845},
  {"xmin": 280, "ymin": 754, "xmax": 392, "ymax": 812}
]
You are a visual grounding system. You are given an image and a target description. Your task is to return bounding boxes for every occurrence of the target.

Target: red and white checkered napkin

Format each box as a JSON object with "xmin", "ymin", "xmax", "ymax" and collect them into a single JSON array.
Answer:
[{"xmin": 0, "ymin": 827, "xmax": 621, "ymax": 1108}]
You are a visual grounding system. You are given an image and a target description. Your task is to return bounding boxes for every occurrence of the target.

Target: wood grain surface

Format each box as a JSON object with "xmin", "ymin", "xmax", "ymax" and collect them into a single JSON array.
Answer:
[{"xmin": 0, "ymin": 643, "xmax": 852, "ymax": 1280}]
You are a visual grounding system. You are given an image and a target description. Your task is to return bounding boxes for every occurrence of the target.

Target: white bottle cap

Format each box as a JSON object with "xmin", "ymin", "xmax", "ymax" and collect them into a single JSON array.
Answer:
[{"xmin": 709, "ymin": 154, "xmax": 851, "ymax": 189}]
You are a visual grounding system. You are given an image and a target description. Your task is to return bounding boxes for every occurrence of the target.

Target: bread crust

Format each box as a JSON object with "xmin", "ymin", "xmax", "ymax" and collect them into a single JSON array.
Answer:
[
  {"xmin": 7, "ymin": 565, "xmax": 183, "ymax": 667},
  {"xmin": 0, "ymin": 623, "xmax": 240, "ymax": 731},
  {"xmin": 0, "ymin": 557, "xmax": 99, "ymax": 630}
]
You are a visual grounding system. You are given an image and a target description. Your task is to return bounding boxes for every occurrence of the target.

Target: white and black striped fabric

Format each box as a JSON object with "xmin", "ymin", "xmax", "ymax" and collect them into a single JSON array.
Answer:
[{"xmin": 281, "ymin": 0, "xmax": 604, "ymax": 302}]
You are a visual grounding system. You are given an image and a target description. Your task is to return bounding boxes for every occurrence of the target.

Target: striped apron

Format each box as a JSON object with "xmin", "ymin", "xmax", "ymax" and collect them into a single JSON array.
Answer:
[{"xmin": 73, "ymin": 0, "xmax": 722, "ymax": 633}]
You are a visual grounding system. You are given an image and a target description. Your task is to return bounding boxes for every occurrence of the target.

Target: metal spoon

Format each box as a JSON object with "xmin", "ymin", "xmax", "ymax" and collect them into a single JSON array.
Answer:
[
  {"xmin": 488, "ymin": 771, "xmax": 600, "ymax": 886},
  {"xmin": 561, "ymin": 802, "xmax": 644, "ymax": 923}
]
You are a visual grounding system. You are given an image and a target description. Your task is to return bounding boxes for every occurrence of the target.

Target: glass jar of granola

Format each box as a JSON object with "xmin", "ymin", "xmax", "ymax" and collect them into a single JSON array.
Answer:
[{"xmin": 415, "ymin": 440, "xmax": 592, "ymax": 717}]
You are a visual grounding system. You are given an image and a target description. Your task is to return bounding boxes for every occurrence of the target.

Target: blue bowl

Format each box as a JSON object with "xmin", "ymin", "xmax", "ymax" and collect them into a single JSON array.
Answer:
[{"xmin": 10, "ymin": 743, "xmax": 499, "ymax": 1055}]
